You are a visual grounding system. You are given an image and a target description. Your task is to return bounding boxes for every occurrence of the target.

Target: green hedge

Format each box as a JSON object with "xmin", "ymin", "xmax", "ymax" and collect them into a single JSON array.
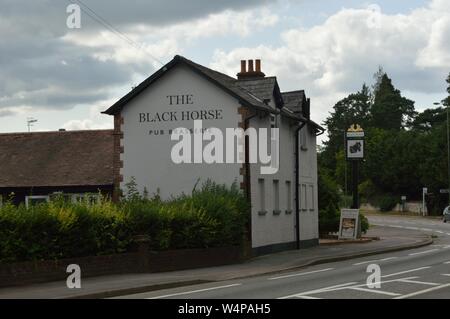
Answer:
[{"xmin": 0, "ymin": 181, "xmax": 249, "ymax": 263}]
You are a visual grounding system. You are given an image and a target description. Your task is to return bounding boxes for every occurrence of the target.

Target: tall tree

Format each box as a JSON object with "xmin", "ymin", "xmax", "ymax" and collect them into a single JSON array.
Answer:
[
  {"xmin": 321, "ymin": 84, "xmax": 371, "ymax": 172},
  {"xmin": 371, "ymin": 73, "xmax": 416, "ymax": 130},
  {"xmin": 410, "ymin": 107, "xmax": 446, "ymax": 132},
  {"xmin": 443, "ymin": 73, "xmax": 450, "ymax": 107}
]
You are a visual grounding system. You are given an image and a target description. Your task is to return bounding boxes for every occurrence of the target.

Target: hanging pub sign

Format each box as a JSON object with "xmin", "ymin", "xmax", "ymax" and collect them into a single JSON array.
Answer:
[{"xmin": 346, "ymin": 124, "xmax": 364, "ymax": 160}]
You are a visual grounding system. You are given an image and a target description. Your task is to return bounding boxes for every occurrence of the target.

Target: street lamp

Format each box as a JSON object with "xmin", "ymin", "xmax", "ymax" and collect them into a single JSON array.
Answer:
[{"xmin": 435, "ymin": 101, "xmax": 450, "ymax": 205}]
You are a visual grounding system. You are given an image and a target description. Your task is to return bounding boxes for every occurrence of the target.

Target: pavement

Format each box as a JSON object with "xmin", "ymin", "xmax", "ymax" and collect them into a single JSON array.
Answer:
[
  {"xmin": 0, "ymin": 217, "xmax": 432, "ymax": 299},
  {"xmin": 110, "ymin": 214, "xmax": 450, "ymax": 299}
]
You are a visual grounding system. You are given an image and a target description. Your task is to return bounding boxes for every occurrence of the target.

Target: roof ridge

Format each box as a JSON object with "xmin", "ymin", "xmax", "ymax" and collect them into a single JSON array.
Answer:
[
  {"xmin": 281, "ymin": 89, "xmax": 305, "ymax": 94},
  {"xmin": 0, "ymin": 129, "xmax": 113, "ymax": 136}
]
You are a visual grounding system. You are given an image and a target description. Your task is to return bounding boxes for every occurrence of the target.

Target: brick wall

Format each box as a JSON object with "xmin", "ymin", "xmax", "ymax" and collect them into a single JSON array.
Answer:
[
  {"xmin": 0, "ymin": 244, "xmax": 247, "ymax": 288},
  {"xmin": 112, "ymin": 113, "xmax": 124, "ymax": 202}
]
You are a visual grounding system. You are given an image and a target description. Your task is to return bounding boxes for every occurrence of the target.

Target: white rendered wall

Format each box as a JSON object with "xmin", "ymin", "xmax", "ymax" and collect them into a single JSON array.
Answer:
[
  {"xmin": 249, "ymin": 112, "xmax": 296, "ymax": 249},
  {"xmin": 120, "ymin": 64, "xmax": 242, "ymax": 199},
  {"xmin": 298, "ymin": 126, "xmax": 319, "ymax": 242}
]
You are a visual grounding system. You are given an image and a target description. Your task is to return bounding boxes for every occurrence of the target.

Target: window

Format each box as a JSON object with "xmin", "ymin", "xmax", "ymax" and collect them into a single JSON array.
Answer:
[
  {"xmin": 270, "ymin": 114, "xmax": 276, "ymax": 128},
  {"xmin": 258, "ymin": 178, "xmax": 266, "ymax": 215},
  {"xmin": 300, "ymin": 129, "xmax": 308, "ymax": 151},
  {"xmin": 25, "ymin": 195, "xmax": 49, "ymax": 208},
  {"xmin": 273, "ymin": 180, "xmax": 280, "ymax": 215},
  {"xmin": 286, "ymin": 181, "xmax": 292, "ymax": 213},
  {"xmin": 301, "ymin": 184, "xmax": 307, "ymax": 211},
  {"xmin": 71, "ymin": 193, "xmax": 100, "ymax": 205},
  {"xmin": 86, "ymin": 194, "xmax": 101, "ymax": 205},
  {"xmin": 309, "ymin": 185, "xmax": 315, "ymax": 211}
]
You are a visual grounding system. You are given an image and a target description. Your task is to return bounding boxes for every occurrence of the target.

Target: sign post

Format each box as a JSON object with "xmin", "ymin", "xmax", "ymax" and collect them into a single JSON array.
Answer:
[
  {"xmin": 346, "ymin": 124, "xmax": 364, "ymax": 209},
  {"xmin": 422, "ymin": 187, "xmax": 427, "ymax": 216}
]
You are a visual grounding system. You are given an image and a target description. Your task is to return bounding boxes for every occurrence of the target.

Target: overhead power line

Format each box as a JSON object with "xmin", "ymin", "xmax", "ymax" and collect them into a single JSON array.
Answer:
[{"xmin": 66, "ymin": 0, "xmax": 165, "ymax": 67}]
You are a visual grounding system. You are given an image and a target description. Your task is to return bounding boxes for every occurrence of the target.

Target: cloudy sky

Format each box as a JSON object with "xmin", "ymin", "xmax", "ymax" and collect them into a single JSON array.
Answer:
[{"xmin": 0, "ymin": 0, "xmax": 449, "ymax": 144}]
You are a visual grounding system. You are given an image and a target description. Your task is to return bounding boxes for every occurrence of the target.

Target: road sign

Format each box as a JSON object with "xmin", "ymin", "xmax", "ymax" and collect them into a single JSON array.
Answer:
[{"xmin": 440, "ymin": 189, "xmax": 449, "ymax": 194}]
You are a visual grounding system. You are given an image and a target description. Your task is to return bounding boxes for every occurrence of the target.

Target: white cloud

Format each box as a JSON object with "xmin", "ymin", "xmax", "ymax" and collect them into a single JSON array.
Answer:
[
  {"xmin": 210, "ymin": 0, "xmax": 450, "ymax": 146},
  {"xmin": 61, "ymin": 100, "xmax": 114, "ymax": 131},
  {"xmin": 62, "ymin": 8, "xmax": 279, "ymax": 66}
]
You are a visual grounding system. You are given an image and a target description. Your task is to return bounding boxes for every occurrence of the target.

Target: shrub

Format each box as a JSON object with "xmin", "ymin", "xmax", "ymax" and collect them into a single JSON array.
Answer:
[
  {"xmin": 0, "ymin": 181, "xmax": 249, "ymax": 263},
  {"xmin": 378, "ymin": 195, "xmax": 398, "ymax": 212},
  {"xmin": 319, "ymin": 204, "xmax": 340, "ymax": 234},
  {"xmin": 360, "ymin": 213, "xmax": 369, "ymax": 234}
]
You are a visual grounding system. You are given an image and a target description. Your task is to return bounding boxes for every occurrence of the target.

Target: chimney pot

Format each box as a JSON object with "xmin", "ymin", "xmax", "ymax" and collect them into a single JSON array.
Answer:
[
  {"xmin": 248, "ymin": 59, "xmax": 254, "ymax": 72},
  {"xmin": 256, "ymin": 59, "xmax": 261, "ymax": 72},
  {"xmin": 240, "ymin": 60, "xmax": 246, "ymax": 73}
]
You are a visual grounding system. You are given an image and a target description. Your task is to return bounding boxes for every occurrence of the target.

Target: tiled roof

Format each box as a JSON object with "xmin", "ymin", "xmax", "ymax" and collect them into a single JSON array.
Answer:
[
  {"xmin": 102, "ymin": 55, "xmax": 324, "ymax": 132},
  {"xmin": 0, "ymin": 130, "xmax": 114, "ymax": 188},
  {"xmin": 236, "ymin": 77, "xmax": 277, "ymax": 102},
  {"xmin": 281, "ymin": 90, "xmax": 305, "ymax": 113},
  {"xmin": 103, "ymin": 55, "xmax": 276, "ymax": 115}
]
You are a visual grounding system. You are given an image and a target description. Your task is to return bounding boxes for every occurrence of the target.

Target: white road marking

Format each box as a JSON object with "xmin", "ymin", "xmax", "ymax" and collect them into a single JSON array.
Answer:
[
  {"xmin": 278, "ymin": 282, "xmax": 358, "ymax": 299},
  {"xmin": 408, "ymin": 249, "xmax": 439, "ymax": 256},
  {"xmin": 397, "ymin": 279, "xmax": 439, "ymax": 286},
  {"xmin": 435, "ymin": 231, "xmax": 444, "ymax": 234},
  {"xmin": 353, "ymin": 257, "xmax": 398, "ymax": 266},
  {"xmin": 394, "ymin": 283, "xmax": 450, "ymax": 299},
  {"xmin": 404, "ymin": 227, "xmax": 419, "ymax": 230},
  {"xmin": 380, "ymin": 257, "xmax": 398, "ymax": 261},
  {"xmin": 296, "ymin": 295, "xmax": 322, "ymax": 299},
  {"xmin": 353, "ymin": 260, "xmax": 379, "ymax": 266},
  {"xmin": 349, "ymin": 287, "xmax": 401, "ymax": 296},
  {"xmin": 278, "ymin": 277, "xmax": 418, "ymax": 299},
  {"xmin": 268, "ymin": 268, "xmax": 334, "ymax": 280},
  {"xmin": 147, "ymin": 283, "xmax": 242, "ymax": 299},
  {"xmin": 441, "ymin": 274, "xmax": 450, "ymax": 277},
  {"xmin": 444, "ymin": 261, "xmax": 450, "ymax": 264},
  {"xmin": 382, "ymin": 267, "xmax": 431, "ymax": 278}
]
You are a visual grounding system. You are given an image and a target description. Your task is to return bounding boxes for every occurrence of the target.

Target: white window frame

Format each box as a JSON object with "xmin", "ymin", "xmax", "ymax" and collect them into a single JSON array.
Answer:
[
  {"xmin": 301, "ymin": 184, "xmax": 307, "ymax": 211},
  {"xmin": 309, "ymin": 184, "xmax": 315, "ymax": 211},
  {"xmin": 25, "ymin": 195, "xmax": 50, "ymax": 208},
  {"xmin": 286, "ymin": 181, "xmax": 292, "ymax": 213}
]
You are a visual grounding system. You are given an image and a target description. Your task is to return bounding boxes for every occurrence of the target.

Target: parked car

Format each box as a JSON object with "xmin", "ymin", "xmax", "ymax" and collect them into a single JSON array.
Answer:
[{"xmin": 443, "ymin": 206, "xmax": 450, "ymax": 222}]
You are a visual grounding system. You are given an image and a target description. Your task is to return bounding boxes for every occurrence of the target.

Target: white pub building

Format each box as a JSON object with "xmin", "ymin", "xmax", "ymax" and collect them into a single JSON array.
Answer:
[{"xmin": 103, "ymin": 56, "xmax": 324, "ymax": 255}]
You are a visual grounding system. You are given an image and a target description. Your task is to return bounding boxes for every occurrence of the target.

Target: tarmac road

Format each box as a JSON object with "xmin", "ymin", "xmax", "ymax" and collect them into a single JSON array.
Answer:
[{"xmin": 116, "ymin": 214, "xmax": 450, "ymax": 299}]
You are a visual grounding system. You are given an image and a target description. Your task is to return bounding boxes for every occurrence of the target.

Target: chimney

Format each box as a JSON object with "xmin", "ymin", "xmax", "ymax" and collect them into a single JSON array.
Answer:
[
  {"xmin": 256, "ymin": 59, "xmax": 261, "ymax": 72},
  {"xmin": 58, "ymin": 129, "xmax": 66, "ymax": 132},
  {"xmin": 240, "ymin": 60, "xmax": 246, "ymax": 73},
  {"xmin": 236, "ymin": 59, "xmax": 266, "ymax": 80},
  {"xmin": 248, "ymin": 59, "xmax": 254, "ymax": 72}
]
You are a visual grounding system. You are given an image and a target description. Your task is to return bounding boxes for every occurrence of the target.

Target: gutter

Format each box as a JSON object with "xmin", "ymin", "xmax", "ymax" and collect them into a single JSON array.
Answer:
[{"xmin": 295, "ymin": 121, "xmax": 307, "ymax": 249}]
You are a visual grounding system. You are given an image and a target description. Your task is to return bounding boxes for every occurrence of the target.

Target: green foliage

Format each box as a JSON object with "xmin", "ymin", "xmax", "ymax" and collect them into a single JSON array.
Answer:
[
  {"xmin": 0, "ymin": 181, "xmax": 249, "ymax": 263},
  {"xmin": 371, "ymin": 73, "xmax": 416, "ymax": 130},
  {"xmin": 377, "ymin": 195, "xmax": 398, "ymax": 212},
  {"xmin": 360, "ymin": 213, "xmax": 369, "ymax": 234},
  {"xmin": 319, "ymin": 204, "xmax": 340, "ymax": 234},
  {"xmin": 318, "ymin": 169, "xmax": 341, "ymax": 234},
  {"xmin": 320, "ymin": 70, "xmax": 450, "ymax": 205}
]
